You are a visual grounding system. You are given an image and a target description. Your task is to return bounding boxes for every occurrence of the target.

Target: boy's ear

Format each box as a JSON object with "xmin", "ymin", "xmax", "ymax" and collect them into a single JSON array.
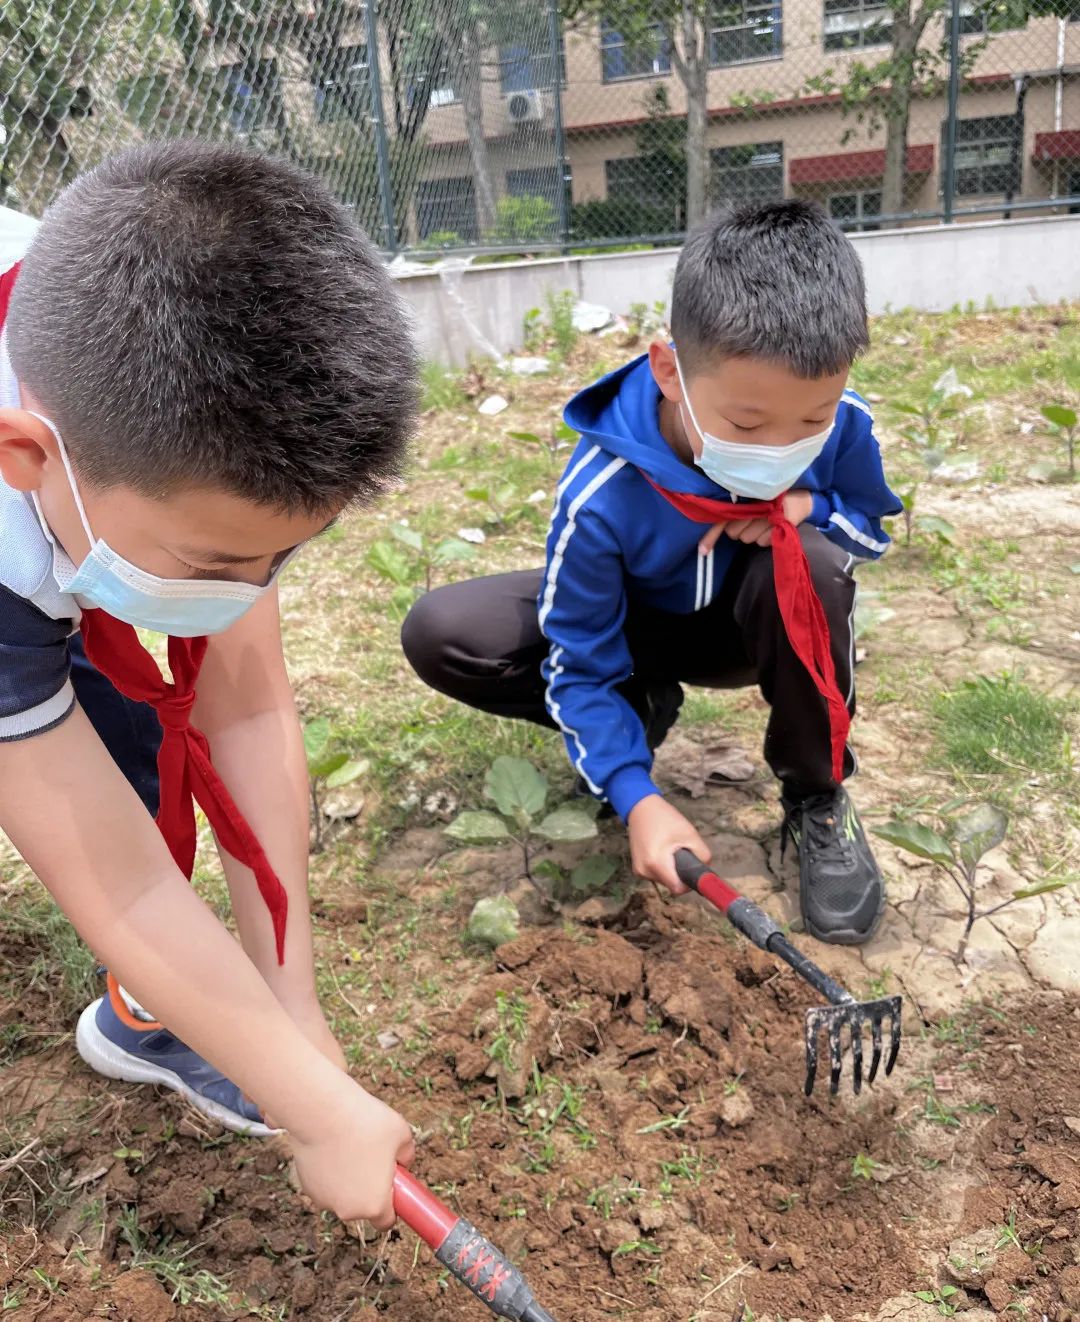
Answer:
[
  {"xmin": 0, "ymin": 408, "xmax": 55, "ymax": 492},
  {"xmin": 649, "ymin": 341, "xmax": 683, "ymax": 404}
]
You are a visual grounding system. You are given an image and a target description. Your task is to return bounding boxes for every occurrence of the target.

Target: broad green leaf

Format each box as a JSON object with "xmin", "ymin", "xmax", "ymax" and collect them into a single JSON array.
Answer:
[
  {"xmin": 918, "ymin": 515, "xmax": 956, "ymax": 544},
  {"xmin": 390, "ymin": 523, "xmax": 424, "ymax": 552},
  {"xmin": 1012, "ymin": 879, "xmax": 1070, "ymax": 900},
  {"xmin": 365, "ymin": 541, "xmax": 413, "ymax": 586},
  {"xmin": 325, "ymin": 757, "xmax": 369, "ymax": 790},
  {"xmin": 485, "ymin": 757, "xmax": 547, "ymax": 821},
  {"xmin": 1041, "ymin": 403, "xmax": 1077, "ymax": 429},
  {"xmin": 310, "ymin": 750, "xmax": 348, "ymax": 780},
  {"xmin": 390, "ymin": 586, "xmax": 418, "ymax": 615},
  {"xmin": 913, "ymin": 1293, "xmax": 937, "ymax": 1304},
  {"xmin": 467, "ymin": 895, "xmax": 520, "ymax": 948},
  {"xmin": 445, "ymin": 811, "xmax": 512, "ymax": 844},
  {"xmin": 507, "ymin": 431, "xmax": 542, "ymax": 444},
  {"xmin": 555, "ymin": 421, "xmax": 578, "ymax": 442},
  {"xmin": 571, "ymin": 855, "xmax": 617, "ymax": 893},
  {"xmin": 534, "ymin": 806, "xmax": 599, "ymax": 843},
  {"xmin": 432, "ymin": 537, "xmax": 477, "ymax": 565},
  {"xmin": 303, "ymin": 718, "xmax": 331, "ymax": 768},
  {"xmin": 532, "ymin": 859, "xmax": 566, "ymax": 883},
  {"xmin": 464, "ymin": 487, "xmax": 490, "ymax": 502},
  {"xmin": 873, "ymin": 821, "xmax": 954, "ymax": 867},
  {"xmin": 1071, "ymin": 562, "xmax": 1080, "ymax": 575},
  {"xmin": 951, "ymin": 803, "xmax": 1008, "ymax": 870},
  {"xmin": 890, "ymin": 402, "xmax": 924, "ymax": 417}
]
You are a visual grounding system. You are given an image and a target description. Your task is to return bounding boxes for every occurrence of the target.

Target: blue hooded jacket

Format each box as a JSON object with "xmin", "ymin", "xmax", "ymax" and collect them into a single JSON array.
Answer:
[{"xmin": 538, "ymin": 353, "xmax": 903, "ymax": 822}]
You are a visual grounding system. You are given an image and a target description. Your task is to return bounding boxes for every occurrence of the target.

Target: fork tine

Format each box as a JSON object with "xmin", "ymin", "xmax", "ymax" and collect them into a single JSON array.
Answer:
[
  {"xmin": 829, "ymin": 1018, "xmax": 843, "ymax": 1095},
  {"xmin": 868, "ymin": 1015, "xmax": 884, "ymax": 1085},
  {"xmin": 850, "ymin": 1015, "xmax": 864, "ymax": 1095},
  {"xmin": 804, "ymin": 1015, "xmax": 819, "ymax": 1096},
  {"xmin": 886, "ymin": 1010, "xmax": 902, "ymax": 1076}
]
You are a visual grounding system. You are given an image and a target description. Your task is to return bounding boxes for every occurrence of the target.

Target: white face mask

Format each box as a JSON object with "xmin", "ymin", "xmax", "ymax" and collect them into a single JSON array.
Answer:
[
  {"xmin": 29, "ymin": 411, "xmax": 293, "ymax": 636},
  {"xmin": 675, "ymin": 355, "xmax": 834, "ymax": 501}
]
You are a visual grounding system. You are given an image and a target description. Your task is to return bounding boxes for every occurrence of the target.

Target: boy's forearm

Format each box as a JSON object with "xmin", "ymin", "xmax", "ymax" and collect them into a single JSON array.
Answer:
[
  {"xmin": 0, "ymin": 709, "xmax": 348, "ymax": 1139},
  {"xmin": 204, "ymin": 704, "xmax": 318, "ymax": 1009}
]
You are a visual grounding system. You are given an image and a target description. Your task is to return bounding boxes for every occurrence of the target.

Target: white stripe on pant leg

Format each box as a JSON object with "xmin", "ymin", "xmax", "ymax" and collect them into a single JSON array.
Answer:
[
  {"xmin": 704, "ymin": 548, "xmax": 714, "ymax": 605},
  {"xmin": 694, "ymin": 551, "xmax": 704, "ymax": 611},
  {"xmin": 843, "ymin": 554, "xmax": 856, "ymax": 705}
]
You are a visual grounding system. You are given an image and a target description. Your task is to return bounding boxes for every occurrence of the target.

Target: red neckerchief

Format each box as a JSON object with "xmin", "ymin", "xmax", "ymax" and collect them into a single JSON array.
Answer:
[
  {"xmin": 647, "ymin": 478, "xmax": 849, "ymax": 782},
  {"xmin": 2, "ymin": 259, "xmax": 288, "ymax": 985},
  {"xmin": 79, "ymin": 613, "xmax": 290, "ymax": 963}
]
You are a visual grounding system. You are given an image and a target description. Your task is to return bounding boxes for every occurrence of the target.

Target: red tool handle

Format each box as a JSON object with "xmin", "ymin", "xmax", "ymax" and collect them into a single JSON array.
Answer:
[
  {"xmin": 391, "ymin": 1167, "xmax": 556, "ymax": 1322},
  {"xmin": 673, "ymin": 849, "xmax": 741, "ymax": 914},
  {"xmin": 674, "ymin": 849, "xmax": 785, "ymax": 952},
  {"xmin": 392, "ymin": 1167, "xmax": 458, "ymax": 1248}
]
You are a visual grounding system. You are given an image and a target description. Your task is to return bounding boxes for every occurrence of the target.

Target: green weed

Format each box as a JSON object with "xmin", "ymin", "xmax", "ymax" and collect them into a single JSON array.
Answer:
[{"xmin": 933, "ymin": 675, "xmax": 1072, "ymax": 780}]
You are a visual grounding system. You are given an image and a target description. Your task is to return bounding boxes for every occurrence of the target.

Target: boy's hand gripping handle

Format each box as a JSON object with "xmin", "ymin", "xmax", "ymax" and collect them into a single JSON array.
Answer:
[{"xmin": 674, "ymin": 849, "xmax": 785, "ymax": 951}]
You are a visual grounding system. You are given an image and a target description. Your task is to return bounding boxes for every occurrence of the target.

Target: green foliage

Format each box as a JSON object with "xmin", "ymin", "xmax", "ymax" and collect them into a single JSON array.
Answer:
[
  {"xmin": 545, "ymin": 288, "xmax": 579, "ymax": 360},
  {"xmin": 851, "ymin": 1151, "xmax": 883, "ymax": 1180},
  {"xmin": 445, "ymin": 757, "xmax": 602, "ymax": 903},
  {"xmin": 913, "ymin": 1285, "xmax": 960, "ymax": 1316},
  {"xmin": 303, "ymin": 718, "xmax": 367, "ymax": 851},
  {"xmin": 875, "ymin": 800, "xmax": 1072, "ymax": 964},
  {"xmin": 366, "ymin": 522, "xmax": 477, "ymax": 611},
  {"xmin": 421, "ymin": 362, "xmax": 468, "ymax": 411},
  {"xmin": 488, "ymin": 194, "xmax": 558, "ymax": 245},
  {"xmin": 933, "ymin": 674, "xmax": 1072, "ymax": 779},
  {"xmin": 570, "ymin": 198, "xmax": 678, "ymax": 242},
  {"xmin": 1039, "ymin": 401, "xmax": 1077, "ymax": 478},
  {"xmin": 466, "ymin": 894, "xmax": 521, "ymax": 948}
]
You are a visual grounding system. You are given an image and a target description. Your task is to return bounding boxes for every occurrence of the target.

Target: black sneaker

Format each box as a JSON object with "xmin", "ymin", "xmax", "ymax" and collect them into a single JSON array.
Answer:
[
  {"xmin": 575, "ymin": 681, "xmax": 685, "ymax": 815},
  {"xmin": 781, "ymin": 787, "xmax": 885, "ymax": 945}
]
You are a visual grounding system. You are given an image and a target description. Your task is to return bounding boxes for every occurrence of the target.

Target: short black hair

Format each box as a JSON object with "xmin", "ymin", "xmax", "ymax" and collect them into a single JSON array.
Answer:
[
  {"xmin": 670, "ymin": 200, "xmax": 869, "ymax": 378},
  {"xmin": 8, "ymin": 138, "xmax": 416, "ymax": 513}
]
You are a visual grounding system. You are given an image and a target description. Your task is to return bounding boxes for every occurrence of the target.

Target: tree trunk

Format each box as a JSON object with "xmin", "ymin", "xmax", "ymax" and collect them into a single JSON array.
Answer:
[
  {"xmin": 679, "ymin": 1, "xmax": 710, "ymax": 225},
  {"xmin": 881, "ymin": 2, "xmax": 937, "ymax": 217},
  {"xmin": 459, "ymin": 20, "xmax": 497, "ymax": 236}
]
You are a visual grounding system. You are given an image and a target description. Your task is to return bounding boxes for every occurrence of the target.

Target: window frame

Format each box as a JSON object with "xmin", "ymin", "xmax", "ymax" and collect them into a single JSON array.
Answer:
[
  {"xmin": 945, "ymin": 113, "xmax": 1019, "ymax": 197},
  {"xmin": 711, "ymin": 0, "xmax": 784, "ymax": 67},
  {"xmin": 710, "ymin": 140, "xmax": 785, "ymax": 208},
  {"xmin": 822, "ymin": 0, "xmax": 893, "ymax": 51},
  {"xmin": 600, "ymin": 20, "xmax": 672, "ymax": 82},
  {"xmin": 826, "ymin": 187, "xmax": 883, "ymax": 231}
]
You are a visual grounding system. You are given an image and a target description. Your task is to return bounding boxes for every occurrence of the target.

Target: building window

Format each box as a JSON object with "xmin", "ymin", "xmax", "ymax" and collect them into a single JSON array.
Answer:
[
  {"xmin": 500, "ymin": 37, "xmax": 567, "ymax": 93},
  {"xmin": 823, "ymin": 0, "xmax": 892, "ymax": 50},
  {"xmin": 601, "ymin": 21, "xmax": 672, "ymax": 80},
  {"xmin": 958, "ymin": 0, "xmax": 1027, "ymax": 34},
  {"xmin": 222, "ymin": 59, "xmax": 280, "ymax": 133},
  {"xmin": 827, "ymin": 189, "xmax": 882, "ymax": 231},
  {"xmin": 946, "ymin": 114, "xmax": 1018, "ymax": 196},
  {"xmin": 606, "ymin": 156, "xmax": 673, "ymax": 211},
  {"xmin": 314, "ymin": 45, "xmax": 368, "ymax": 123},
  {"xmin": 710, "ymin": 141, "xmax": 784, "ymax": 208},
  {"xmin": 712, "ymin": 0, "xmax": 783, "ymax": 65},
  {"xmin": 415, "ymin": 176, "xmax": 478, "ymax": 242},
  {"xmin": 507, "ymin": 166, "xmax": 564, "ymax": 206},
  {"xmin": 407, "ymin": 66, "xmax": 456, "ymax": 109}
]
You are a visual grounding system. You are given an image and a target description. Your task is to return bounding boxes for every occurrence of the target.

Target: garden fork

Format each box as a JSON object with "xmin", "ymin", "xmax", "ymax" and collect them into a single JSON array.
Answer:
[{"xmin": 675, "ymin": 851, "xmax": 902, "ymax": 1095}]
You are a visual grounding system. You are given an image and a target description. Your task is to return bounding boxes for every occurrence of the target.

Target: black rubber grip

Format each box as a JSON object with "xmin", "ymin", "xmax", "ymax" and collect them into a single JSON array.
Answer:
[{"xmin": 435, "ymin": 1219, "xmax": 540, "ymax": 1319}]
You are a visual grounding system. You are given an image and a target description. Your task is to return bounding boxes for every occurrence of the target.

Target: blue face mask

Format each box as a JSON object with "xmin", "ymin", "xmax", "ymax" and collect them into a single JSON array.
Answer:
[
  {"xmin": 676, "ymin": 355, "xmax": 834, "ymax": 501},
  {"xmin": 30, "ymin": 412, "xmax": 292, "ymax": 637}
]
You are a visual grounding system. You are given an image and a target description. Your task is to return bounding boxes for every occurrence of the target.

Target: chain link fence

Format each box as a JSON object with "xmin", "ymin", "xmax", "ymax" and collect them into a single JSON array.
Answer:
[{"xmin": 2, "ymin": 0, "xmax": 1079, "ymax": 254}]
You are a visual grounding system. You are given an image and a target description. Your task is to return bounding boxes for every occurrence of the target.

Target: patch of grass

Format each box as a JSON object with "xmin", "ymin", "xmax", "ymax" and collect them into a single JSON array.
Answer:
[
  {"xmin": 933, "ymin": 674, "xmax": 1072, "ymax": 780},
  {"xmin": 2, "ymin": 894, "xmax": 98, "ymax": 1020},
  {"xmin": 420, "ymin": 361, "xmax": 467, "ymax": 412},
  {"xmin": 117, "ymin": 1208, "xmax": 237, "ymax": 1309}
]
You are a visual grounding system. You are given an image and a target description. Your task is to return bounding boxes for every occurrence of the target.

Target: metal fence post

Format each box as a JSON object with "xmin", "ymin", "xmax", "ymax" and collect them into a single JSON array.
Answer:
[
  {"xmin": 942, "ymin": 0, "xmax": 963, "ymax": 224},
  {"xmin": 364, "ymin": 0, "xmax": 398, "ymax": 252},
  {"xmin": 546, "ymin": 0, "xmax": 571, "ymax": 252}
]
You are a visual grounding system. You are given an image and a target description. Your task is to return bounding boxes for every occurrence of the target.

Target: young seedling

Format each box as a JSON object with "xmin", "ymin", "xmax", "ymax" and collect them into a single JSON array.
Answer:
[
  {"xmin": 1039, "ymin": 402, "xmax": 1077, "ymax": 479},
  {"xmin": 913, "ymin": 1284, "xmax": 960, "ymax": 1316},
  {"xmin": 875, "ymin": 803, "xmax": 1071, "ymax": 966},
  {"xmin": 302, "ymin": 718, "xmax": 367, "ymax": 853},
  {"xmin": 507, "ymin": 421, "xmax": 577, "ymax": 467},
  {"xmin": 445, "ymin": 757, "xmax": 599, "ymax": 906},
  {"xmin": 366, "ymin": 522, "xmax": 476, "ymax": 612},
  {"xmin": 851, "ymin": 1151, "xmax": 883, "ymax": 1180}
]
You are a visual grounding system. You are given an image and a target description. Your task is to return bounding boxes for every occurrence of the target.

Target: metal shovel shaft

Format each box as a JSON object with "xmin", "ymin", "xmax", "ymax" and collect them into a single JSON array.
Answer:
[{"xmin": 393, "ymin": 1168, "xmax": 559, "ymax": 1322}]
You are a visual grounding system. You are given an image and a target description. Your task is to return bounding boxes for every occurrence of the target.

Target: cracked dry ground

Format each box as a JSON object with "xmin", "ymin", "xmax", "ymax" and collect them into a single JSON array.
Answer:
[{"xmin": 2, "ymin": 444, "xmax": 1079, "ymax": 1316}]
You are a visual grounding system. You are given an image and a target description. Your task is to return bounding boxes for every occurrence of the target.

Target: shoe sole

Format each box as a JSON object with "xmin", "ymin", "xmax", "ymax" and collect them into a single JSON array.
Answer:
[
  {"xmin": 802, "ymin": 886, "xmax": 887, "ymax": 947},
  {"xmin": 75, "ymin": 999, "xmax": 276, "ymax": 1138}
]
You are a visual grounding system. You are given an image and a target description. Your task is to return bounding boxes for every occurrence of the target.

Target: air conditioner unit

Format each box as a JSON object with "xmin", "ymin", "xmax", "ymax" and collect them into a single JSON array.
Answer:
[{"xmin": 505, "ymin": 89, "xmax": 545, "ymax": 125}]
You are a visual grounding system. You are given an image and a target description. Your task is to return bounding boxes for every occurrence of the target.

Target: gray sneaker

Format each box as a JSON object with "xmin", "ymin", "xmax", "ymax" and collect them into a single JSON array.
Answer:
[{"xmin": 782, "ymin": 788, "xmax": 885, "ymax": 945}]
